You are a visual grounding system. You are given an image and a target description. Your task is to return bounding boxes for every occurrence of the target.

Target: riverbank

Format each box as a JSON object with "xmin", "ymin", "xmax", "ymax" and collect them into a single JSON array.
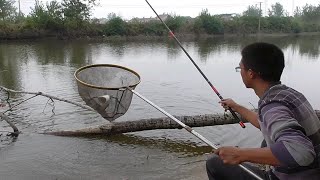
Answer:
[{"xmin": 1, "ymin": 31, "xmax": 320, "ymax": 42}]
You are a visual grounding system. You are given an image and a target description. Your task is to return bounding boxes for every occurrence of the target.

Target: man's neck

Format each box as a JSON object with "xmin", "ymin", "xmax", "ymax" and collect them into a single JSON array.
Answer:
[{"xmin": 253, "ymin": 81, "xmax": 276, "ymax": 98}]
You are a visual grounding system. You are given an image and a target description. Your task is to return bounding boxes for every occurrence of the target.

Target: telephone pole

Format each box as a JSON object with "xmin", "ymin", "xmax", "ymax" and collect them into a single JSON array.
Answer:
[
  {"xmin": 18, "ymin": 0, "xmax": 21, "ymax": 17},
  {"xmin": 258, "ymin": 2, "xmax": 262, "ymax": 34},
  {"xmin": 264, "ymin": 0, "xmax": 267, "ymax": 16},
  {"xmin": 292, "ymin": 0, "xmax": 295, "ymax": 16}
]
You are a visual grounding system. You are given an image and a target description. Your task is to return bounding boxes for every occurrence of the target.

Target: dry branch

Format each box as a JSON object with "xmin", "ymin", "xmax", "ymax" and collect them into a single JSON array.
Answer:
[
  {"xmin": 0, "ymin": 86, "xmax": 94, "ymax": 112},
  {"xmin": 0, "ymin": 86, "xmax": 95, "ymax": 135},
  {"xmin": 0, "ymin": 112, "xmax": 19, "ymax": 136}
]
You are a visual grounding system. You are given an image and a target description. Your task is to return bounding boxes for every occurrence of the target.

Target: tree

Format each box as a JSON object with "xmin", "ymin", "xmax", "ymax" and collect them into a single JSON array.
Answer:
[
  {"xmin": 194, "ymin": 9, "xmax": 224, "ymax": 34},
  {"xmin": 104, "ymin": 14, "xmax": 126, "ymax": 36},
  {"xmin": 165, "ymin": 15, "xmax": 184, "ymax": 32},
  {"xmin": 62, "ymin": 0, "xmax": 96, "ymax": 21},
  {"xmin": 243, "ymin": 5, "xmax": 261, "ymax": 17},
  {"xmin": 46, "ymin": 1, "xmax": 63, "ymax": 21},
  {"xmin": 294, "ymin": 7, "xmax": 302, "ymax": 17},
  {"xmin": 29, "ymin": 0, "xmax": 63, "ymax": 30},
  {"xmin": 0, "ymin": 0, "xmax": 17, "ymax": 21},
  {"xmin": 62, "ymin": 0, "xmax": 96, "ymax": 29},
  {"xmin": 268, "ymin": 2, "xmax": 287, "ymax": 17},
  {"xmin": 301, "ymin": 4, "xmax": 320, "ymax": 22}
]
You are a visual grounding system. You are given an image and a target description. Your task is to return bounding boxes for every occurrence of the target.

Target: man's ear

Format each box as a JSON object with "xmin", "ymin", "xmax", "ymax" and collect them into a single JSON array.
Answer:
[{"xmin": 248, "ymin": 69, "xmax": 257, "ymax": 79}]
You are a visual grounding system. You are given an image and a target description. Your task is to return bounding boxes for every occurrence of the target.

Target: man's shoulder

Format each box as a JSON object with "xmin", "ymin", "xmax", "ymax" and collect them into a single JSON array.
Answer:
[{"xmin": 260, "ymin": 84, "xmax": 306, "ymax": 106}]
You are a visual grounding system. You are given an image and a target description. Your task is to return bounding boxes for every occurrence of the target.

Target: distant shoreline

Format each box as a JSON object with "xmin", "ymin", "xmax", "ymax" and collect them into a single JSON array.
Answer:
[{"xmin": 1, "ymin": 32, "xmax": 320, "ymax": 42}]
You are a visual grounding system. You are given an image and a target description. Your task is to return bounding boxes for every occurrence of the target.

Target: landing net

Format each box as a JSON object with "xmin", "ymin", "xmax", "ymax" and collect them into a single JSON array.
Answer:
[{"xmin": 74, "ymin": 64, "xmax": 140, "ymax": 121}]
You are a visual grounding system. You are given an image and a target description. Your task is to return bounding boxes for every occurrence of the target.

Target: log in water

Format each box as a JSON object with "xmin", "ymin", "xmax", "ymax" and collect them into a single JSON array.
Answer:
[{"xmin": 46, "ymin": 110, "xmax": 320, "ymax": 136}]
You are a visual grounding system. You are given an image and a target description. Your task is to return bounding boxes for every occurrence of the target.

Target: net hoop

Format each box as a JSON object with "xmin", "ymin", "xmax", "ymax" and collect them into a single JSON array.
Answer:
[{"xmin": 74, "ymin": 64, "xmax": 141, "ymax": 90}]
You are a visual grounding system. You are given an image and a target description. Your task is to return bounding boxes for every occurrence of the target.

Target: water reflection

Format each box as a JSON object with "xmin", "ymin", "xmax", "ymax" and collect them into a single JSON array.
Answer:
[
  {"xmin": 30, "ymin": 40, "xmax": 68, "ymax": 65},
  {"xmin": 166, "ymin": 40, "xmax": 182, "ymax": 60},
  {"xmin": 294, "ymin": 36, "xmax": 320, "ymax": 59},
  {"xmin": 95, "ymin": 133, "xmax": 212, "ymax": 157},
  {"xmin": 194, "ymin": 35, "xmax": 320, "ymax": 63},
  {"xmin": 0, "ymin": 44, "xmax": 23, "ymax": 89}
]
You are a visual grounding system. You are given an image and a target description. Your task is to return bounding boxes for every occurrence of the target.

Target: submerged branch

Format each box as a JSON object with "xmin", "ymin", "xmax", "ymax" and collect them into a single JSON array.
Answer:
[
  {"xmin": 0, "ymin": 113, "xmax": 19, "ymax": 137},
  {"xmin": 0, "ymin": 86, "xmax": 95, "ymax": 112},
  {"xmin": 0, "ymin": 86, "xmax": 95, "ymax": 134}
]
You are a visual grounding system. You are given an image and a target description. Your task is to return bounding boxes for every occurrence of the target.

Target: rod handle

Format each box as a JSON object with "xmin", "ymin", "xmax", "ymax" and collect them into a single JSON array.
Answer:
[{"xmin": 229, "ymin": 108, "xmax": 246, "ymax": 128}]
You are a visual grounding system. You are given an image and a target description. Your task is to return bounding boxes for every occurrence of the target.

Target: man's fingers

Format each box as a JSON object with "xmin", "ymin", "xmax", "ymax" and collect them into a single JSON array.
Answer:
[{"xmin": 214, "ymin": 148, "xmax": 221, "ymax": 155}]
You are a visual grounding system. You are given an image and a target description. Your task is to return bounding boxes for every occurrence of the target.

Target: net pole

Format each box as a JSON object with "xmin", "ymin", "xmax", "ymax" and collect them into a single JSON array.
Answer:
[
  {"xmin": 144, "ymin": 0, "xmax": 246, "ymax": 129},
  {"xmin": 129, "ymin": 88, "xmax": 263, "ymax": 180}
]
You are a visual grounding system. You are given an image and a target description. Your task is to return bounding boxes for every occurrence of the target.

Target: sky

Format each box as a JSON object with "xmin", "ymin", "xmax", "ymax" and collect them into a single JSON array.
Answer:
[{"xmin": 19, "ymin": 0, "xmax": 320, "ymax": 20}]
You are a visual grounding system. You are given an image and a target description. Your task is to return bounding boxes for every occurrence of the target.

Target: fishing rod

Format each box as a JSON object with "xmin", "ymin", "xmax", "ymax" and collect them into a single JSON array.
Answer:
[
  {"xmin": 144, "ymin": 0, "xmax": 246, "ymax": 129},
  {"xmin": 129, "ymin": 87, "xmax": 263, "ymax": 180}
]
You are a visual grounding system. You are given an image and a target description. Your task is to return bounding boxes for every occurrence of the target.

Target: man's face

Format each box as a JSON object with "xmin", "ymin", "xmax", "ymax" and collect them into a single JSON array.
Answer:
[{"xmin": 239, "ymin": 61, "xmax": 252, "ymax": 88}]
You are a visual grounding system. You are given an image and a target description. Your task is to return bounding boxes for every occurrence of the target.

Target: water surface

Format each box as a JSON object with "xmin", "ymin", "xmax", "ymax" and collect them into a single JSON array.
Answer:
[{"xmin": 0, "ymin": 35, "xmax": 320, "ymax": 179}]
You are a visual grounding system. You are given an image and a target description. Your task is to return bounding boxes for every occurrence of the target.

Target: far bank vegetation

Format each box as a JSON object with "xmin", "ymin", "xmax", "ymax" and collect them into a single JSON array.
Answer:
[{"xmin": 0, "ymin": 0, "xmax": 320, "ymax": 39}]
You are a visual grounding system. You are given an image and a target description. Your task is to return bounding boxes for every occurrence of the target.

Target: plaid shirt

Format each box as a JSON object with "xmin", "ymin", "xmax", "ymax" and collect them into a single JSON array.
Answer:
[{"xmin": 258, "ymin": 84, "xmax": 320, "ymax": 179}]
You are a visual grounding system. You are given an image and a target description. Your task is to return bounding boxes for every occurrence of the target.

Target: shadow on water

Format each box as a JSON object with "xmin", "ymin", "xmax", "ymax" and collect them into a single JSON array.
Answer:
[{"xmin": 94, "ymin": 133, "xmax": 212, "ymax": 157}]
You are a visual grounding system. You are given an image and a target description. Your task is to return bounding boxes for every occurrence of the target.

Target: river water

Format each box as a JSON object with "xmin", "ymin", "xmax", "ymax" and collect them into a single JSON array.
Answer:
[{"xmin": 0, "ymin": 35, "xmax": 320, "ymax": 179}]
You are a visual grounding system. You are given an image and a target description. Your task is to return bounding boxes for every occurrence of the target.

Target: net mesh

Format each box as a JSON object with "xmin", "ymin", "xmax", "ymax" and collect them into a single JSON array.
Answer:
[{"xmin": 74, "ymin": 64, "xmax": 140, "ymax": 121}]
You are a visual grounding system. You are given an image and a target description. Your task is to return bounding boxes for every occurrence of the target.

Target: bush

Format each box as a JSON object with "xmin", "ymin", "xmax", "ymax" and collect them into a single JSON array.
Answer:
[
  {"xmin": 143, "ymin": 21, "xmax": 166, "ymax": 36},
  {"xmin": 194, "ymin": 9, "xmax": 224, "ymax": 34},
  {"xmin": 104, "ymin": 17, "xmax": 127, "ymax": 36}
]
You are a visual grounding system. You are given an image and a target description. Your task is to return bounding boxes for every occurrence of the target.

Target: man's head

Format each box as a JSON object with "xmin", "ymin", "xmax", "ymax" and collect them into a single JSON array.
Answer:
[{"xmin": 239, "ymin": 42, "xmax": 285, "ymax": 88}]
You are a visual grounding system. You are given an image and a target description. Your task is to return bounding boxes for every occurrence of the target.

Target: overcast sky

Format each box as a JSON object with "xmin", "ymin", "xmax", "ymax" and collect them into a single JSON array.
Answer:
[{"xmin": 19, "ymin": 0, "xmax": 320, "ymax": 20}]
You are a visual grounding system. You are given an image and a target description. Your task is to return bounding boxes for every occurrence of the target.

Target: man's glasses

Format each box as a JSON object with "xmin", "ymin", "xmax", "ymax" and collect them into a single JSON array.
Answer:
[
  {"xmin": 235, "ymin": 66, "xmax": 242, "ymax": 72},
  {"xmin": 235, "ymin": 66, "xmax": 261, "ymax": 75}
]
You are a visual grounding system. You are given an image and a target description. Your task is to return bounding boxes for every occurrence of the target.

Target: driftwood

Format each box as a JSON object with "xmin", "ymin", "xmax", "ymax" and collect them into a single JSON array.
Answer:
[
  {"xmin": 45, "ymin": 113, "xmax": 246, "ymax": 136},
  {"xmin": 1, "ymin": 86, "xmax": 320, "ymax": 137},
  {"xmin": 45, "ymin": 110, "xmax": 320, "ymax": 136}
]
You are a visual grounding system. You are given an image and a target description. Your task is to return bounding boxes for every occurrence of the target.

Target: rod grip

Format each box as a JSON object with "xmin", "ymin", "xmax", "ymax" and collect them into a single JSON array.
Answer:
[{"xmin": 229, "ymin": 108, "xmax": 246, "ymax": 128}]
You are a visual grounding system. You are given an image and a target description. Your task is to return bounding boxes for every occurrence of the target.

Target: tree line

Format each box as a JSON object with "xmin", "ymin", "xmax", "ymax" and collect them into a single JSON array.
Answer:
[{"xmin": 0, "ymin": 0, "xmax": 320, "ymax": 39}]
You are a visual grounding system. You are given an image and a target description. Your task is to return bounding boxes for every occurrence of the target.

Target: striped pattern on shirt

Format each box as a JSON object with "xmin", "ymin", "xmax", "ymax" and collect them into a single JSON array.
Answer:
[{"xmin": 258, "ymin": 84, "xmax": 320, "ymax": 179}]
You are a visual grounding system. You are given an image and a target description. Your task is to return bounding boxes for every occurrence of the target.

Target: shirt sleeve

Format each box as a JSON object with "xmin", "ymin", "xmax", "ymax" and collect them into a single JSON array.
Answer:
[{"xmin": 260, "ymin": 102, "xmax": 316, "ymax": 167}]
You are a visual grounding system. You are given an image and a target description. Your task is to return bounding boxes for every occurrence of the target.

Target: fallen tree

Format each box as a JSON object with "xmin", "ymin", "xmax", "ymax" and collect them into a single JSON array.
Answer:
[
  {"xmin": 45, "ymin": 113, "xmax": 247, "ymax": 136},
  {"xmin": 1, "ymin": 86, "xmax": 320, "ymax": 137}
]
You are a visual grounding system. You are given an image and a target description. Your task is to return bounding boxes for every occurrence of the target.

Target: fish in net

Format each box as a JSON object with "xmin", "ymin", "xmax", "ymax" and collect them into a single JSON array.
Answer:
[{"xmin": 74, "ymin": 64, "xmax": 140, "ymax": 121}]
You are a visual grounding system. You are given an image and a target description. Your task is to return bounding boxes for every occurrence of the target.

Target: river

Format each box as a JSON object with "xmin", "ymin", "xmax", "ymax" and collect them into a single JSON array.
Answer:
[{"xmin": 0, "ymin": 35, "xmax": 320, "ymax": 179}]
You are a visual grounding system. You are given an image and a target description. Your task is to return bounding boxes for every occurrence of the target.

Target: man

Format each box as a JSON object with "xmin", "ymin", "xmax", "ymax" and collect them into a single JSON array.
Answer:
[{"xmin": 206, "ymin": 42, "xmax": 320, "ymax": 180}]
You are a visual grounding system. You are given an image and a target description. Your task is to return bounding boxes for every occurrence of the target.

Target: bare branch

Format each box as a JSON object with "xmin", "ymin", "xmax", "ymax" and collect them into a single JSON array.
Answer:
[
  {"xmin": 0, "ymin": 86, "xmax": 95, "ymax": 112},
  {"xmin": 3, "ymin": 94, "xmax": 39, "ymax": 113},
  {"xmin": 43, "ymin": 97, "xmax": 56, "ymax": 115},
  {"xmin": 0, "ymin": 112, "xmax": 19, "ymax": 137}
]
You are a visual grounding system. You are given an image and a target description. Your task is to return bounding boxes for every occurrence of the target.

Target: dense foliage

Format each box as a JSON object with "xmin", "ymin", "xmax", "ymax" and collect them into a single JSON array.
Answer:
[{"xmin": 0, "ymin": 0, "xmax": 319, "ymax": 39}]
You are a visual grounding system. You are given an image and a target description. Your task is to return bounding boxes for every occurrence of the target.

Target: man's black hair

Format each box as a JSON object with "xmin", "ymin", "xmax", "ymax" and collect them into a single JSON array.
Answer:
[{"xmin": 241, "ymin": 42, "xmax": 285, "ymax": 82}]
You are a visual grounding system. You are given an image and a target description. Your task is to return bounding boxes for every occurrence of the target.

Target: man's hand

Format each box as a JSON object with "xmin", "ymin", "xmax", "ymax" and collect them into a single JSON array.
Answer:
[
  {"xmin": 219, "ymin": 99, "xmax": 239, "ymax": 111},
  {"xmin": 214, "ymin": 146, "xmax": 245, "ymax": 165}
]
